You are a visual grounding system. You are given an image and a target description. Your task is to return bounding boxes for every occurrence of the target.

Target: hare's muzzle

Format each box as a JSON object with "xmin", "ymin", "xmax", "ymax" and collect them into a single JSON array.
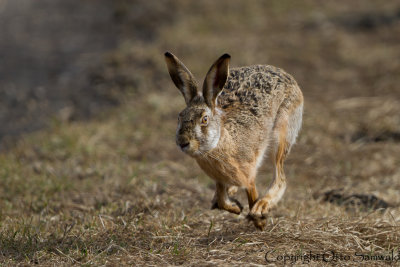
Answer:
[
  {"xmin": 179, "ymin": 142, "xmax": 190, "ymax": 150},
  {"xmin": 176, "ymin": 136, "xmax": 191, "ymax": 152}
]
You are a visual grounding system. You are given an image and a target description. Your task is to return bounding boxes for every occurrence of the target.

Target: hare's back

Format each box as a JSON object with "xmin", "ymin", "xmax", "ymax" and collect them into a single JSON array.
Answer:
[{"xmin": 217, "ymin": 65, "xmax": 298, "ymax": 113}]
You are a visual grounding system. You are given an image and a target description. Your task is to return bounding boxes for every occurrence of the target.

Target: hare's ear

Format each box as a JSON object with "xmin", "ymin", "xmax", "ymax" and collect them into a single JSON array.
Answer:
[
  {"xmin": 203, "ymin": 53, "xmax": 230, "ymax": 109},
  {"xmin": 165, "ymin": 52, "xmax": 198, "ymax": 105}
]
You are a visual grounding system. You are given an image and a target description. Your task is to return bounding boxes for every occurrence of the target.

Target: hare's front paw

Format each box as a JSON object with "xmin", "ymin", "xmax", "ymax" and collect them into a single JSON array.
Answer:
[
  {"xmin": 227, "ymin": 186, "xmax": 238, "ymax": 197},
  {"xmin": 211, "ymin": 197, "xmax": 243, "ymax": 215}
]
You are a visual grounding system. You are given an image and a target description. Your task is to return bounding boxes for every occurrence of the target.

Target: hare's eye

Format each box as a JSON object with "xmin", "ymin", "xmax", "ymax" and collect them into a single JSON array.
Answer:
[{"xmin": 201, "ymin": 115, "xmax": 209, "ymax": 125}]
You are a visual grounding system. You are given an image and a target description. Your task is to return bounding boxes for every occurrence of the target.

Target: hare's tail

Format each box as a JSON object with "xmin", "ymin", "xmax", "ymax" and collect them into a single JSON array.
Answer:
[{"xmin": 286, "ymin": 102, "xmax": 303, "ymax": 150}]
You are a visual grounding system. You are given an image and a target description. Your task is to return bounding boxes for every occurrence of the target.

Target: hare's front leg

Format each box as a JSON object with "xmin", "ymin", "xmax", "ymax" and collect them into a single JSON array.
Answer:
[{"xmin": 211, "ymin": 182, "xmax": 243, "ymax": 214}]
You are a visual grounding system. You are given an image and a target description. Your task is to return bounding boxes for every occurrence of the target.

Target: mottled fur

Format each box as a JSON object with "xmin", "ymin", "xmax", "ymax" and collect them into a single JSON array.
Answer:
[{"xmin": 165, "ymin": 52, "xmax": 303, "ymax": 230}]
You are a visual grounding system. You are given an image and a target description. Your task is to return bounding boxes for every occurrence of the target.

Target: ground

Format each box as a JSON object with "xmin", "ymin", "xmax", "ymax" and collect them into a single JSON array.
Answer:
[{"xmin": 0, "ymin": 0, "xmax": 400, "ymax": 266}]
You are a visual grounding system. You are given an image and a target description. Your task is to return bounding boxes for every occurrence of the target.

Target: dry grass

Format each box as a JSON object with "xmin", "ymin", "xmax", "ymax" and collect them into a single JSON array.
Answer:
[{"xmin": 1, "ymin": 0, "xmax": 400, "ymax": 265}]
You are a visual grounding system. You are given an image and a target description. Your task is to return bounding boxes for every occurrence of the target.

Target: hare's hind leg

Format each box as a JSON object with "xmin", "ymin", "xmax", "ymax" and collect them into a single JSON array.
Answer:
[
  {"xmin": 249, "ymin": 103, "xmax": 303, "ymax": 229},
  {"xmin": 248, "ymin": 128, "xmax": 289, "ymax": 229},
  {"xmin": 245, "ymin": 181, "xmax": 258, "ymax": 210}
]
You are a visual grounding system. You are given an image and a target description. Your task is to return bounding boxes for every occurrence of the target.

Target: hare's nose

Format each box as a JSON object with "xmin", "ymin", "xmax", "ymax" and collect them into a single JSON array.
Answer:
[
  {"xmin": 176, "ymin": 135, "xmax": 190, "ymax": 150},
  {"xmin": 179, "ymin": 142, "xmax": 190, "ymax": 150}
]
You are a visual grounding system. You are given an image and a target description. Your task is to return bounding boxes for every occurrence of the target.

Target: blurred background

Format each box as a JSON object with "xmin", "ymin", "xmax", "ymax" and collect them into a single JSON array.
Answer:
[
  {"xmin": 1, "ymin": 0, "xmax": 399, "ymax": 147},
  {"xmin": 0, "ymin": 0, "xmax": 400, "ymax": 265}
]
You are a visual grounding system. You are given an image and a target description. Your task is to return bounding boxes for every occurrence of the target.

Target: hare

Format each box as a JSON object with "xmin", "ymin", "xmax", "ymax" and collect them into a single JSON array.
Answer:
[{"xmin": 165, "ymin": 52, "xmax": 303, "ymax": 230}]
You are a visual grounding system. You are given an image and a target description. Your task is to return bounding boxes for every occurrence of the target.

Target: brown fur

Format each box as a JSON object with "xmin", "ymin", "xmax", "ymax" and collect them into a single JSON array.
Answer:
[{"xmin": 165, "ymin": 52, "xmax": 304, "ymax": 230}]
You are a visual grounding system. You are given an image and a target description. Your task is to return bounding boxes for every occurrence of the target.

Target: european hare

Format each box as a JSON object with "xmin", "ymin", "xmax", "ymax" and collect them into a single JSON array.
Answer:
[{"xmin": 165, "ymin": 52, "xmax": 303, "ymax": 230}]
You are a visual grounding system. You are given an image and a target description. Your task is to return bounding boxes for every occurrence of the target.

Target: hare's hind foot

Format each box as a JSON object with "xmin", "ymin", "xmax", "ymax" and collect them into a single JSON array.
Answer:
[
  {"xmin": 247, "ymin": 198, "xmax": 272, "ymax": 230},
  {"xmin": 249, "ymin": 198, "xmax": 272, "ymax": 218},
  {"xmin": 211, "ymin": 183, "xmax": 243, "ymax": 215},
  {"xmin": 246, "ymin": 214, "xmax": 267, "ymax": 230}
]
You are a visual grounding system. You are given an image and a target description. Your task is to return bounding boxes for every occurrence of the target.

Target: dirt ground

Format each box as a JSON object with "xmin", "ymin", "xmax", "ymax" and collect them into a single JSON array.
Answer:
[{"xmin": 0, "ymin": 0, "xmax": 400, "ymax": 266}]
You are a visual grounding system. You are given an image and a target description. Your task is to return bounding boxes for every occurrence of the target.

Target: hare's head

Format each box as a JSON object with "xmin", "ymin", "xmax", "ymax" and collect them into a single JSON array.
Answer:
[{"xmin": 165, "ymin": 52, "xmax": 230, "ymax": 156}]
